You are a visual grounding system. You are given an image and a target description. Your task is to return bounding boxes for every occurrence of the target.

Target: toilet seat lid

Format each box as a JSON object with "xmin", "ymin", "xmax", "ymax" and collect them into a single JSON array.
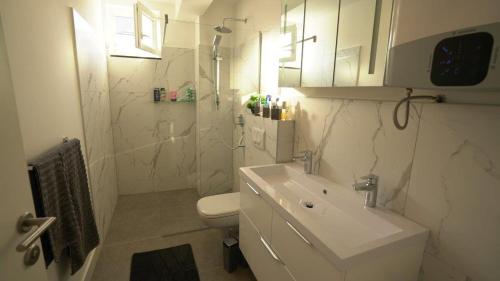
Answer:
[{"xmin": 197, "ymin": 192, "xmax": 240, "ymax": 218}]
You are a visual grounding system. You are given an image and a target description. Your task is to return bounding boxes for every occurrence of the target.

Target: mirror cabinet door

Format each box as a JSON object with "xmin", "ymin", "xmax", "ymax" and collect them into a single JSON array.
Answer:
[
  {"xmin": 279, "ymin": 0, "xmax": 305, "ymax": 87},
  {"xmin": 278, "ymin": 0, "xmax": 393, "ymax": 88},
  {"xmin": 301, "ymin": 0, "xmax": 340, "ymax": 87},
  {"xmin": 334, "ymin": 0, "xmax": 394, "ymax": 87}
]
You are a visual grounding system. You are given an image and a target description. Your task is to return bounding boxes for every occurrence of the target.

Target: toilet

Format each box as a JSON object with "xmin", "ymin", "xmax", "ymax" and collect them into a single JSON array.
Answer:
[{"xmin": 197, "ymin": 192, "xmax": 240, "ymax": 228}]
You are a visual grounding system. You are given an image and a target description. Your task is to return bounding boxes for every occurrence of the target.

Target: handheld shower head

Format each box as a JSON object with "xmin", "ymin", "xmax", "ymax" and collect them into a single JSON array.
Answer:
[
  {"xmin": 213, "ymin": 34, "xmax": 222, "ymax": 47},
  {"xmin": 212, "ymin": 35, "xmax": 222, "ymax": 59}
]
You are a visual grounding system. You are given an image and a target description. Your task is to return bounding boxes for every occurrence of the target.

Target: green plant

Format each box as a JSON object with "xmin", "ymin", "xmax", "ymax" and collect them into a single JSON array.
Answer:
[{"xmin": 246, "ymin": 94, "xmax": 263, "ymax": 111}]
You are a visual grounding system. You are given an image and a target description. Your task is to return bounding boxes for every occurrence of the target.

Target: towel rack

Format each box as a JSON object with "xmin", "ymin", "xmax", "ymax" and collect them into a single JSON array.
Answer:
[{"xmin": 27, "ymin": 137, "xmax": 70, "ymax": 171}]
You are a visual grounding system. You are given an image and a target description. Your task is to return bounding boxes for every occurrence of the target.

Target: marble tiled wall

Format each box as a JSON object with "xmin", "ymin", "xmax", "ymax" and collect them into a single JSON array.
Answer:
[
  {"xmin": 292, "ymin": 99, "xmax": 500, "ymax": 281},
  {"xmin": 108, "ymin": 47, "xmax": 196, "ymax": 194},
  {"xmin": 197, "ymin": 45, "xmax": 234, "ymax": 196},
  {"xmin": 293, "ymin": 98, "xmax": 421, "ymax": 213},
  {"xmin": 244, "ymin": 114, "xmax": 294, "ymax": 166},
  {"xmin": 232, "ymin": 0, "xmax": 500, "ymax": 279},
  {"xmin": 406, "ymin": 104, "xmax": 500, "ymax": 281},
  {"xmin": 73, "ymin": 10, "xmax": 118, "ymax": 238}
]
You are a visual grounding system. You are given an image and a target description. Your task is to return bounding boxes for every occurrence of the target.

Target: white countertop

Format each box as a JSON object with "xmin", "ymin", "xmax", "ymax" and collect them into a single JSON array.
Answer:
[{"xmin": 239, "ymin": 163, "xmax": 428, "ymax": 270}]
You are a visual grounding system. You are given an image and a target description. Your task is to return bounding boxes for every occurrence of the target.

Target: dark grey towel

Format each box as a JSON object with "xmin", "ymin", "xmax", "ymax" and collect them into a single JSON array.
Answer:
[{"xmin": 29, "ymin": 139, "xmax": 99, "ymax": 274}]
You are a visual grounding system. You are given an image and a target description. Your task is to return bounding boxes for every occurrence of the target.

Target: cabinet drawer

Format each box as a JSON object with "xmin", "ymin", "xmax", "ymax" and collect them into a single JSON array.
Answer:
[
  {"xmin": 240, "ymin": 179, "xmax": 272, "ymax": 240},
  {"xmin": 239, "ymin": 211, "xmax": 295, "ymax": 281},
  {"xmin": 271, "ymin": 211, "xmax": 344, "ymax": 281}
]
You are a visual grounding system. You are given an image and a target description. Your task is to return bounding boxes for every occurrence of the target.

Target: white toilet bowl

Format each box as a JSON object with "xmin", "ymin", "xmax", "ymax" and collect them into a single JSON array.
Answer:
[{"xmin": 197, "ymin": 192, "xmax": 240, "ymax": 228}]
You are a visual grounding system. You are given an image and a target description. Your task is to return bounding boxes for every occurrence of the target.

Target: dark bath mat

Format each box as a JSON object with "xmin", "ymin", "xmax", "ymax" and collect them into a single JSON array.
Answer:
[{"xmin": 130, "ymin": 244, "xmax": 200, "ymax": 281}]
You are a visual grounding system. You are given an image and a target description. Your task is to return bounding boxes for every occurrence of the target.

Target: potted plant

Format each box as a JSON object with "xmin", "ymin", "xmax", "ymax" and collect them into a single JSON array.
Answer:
[{"xmin": 246, "ymin": 94, "xmax": 262, "ymax": 115}]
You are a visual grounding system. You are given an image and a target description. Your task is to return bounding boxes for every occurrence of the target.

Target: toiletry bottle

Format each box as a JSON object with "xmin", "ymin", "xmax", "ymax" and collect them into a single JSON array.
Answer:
[
  {"xmin": 160, "ymin": 88, "xmax": 166, "ymax": 101},
  {"xmin": 271, "ymin": 97, "xmax": 281, "ymax": 120},
  {"xmin": 281, "ymin": 101, "xmax": 288, "ymax": 120},
  {"xmin": 263, "ymin": 95, "xmax": 271, "ymax": 118},
  {"xmin": 154, "ymin": 88, "xmax": 161, "ymax": 102},
  {"xmin": 254, "ymin": 96, "xmax": 261, "ymax": 116},
  {"xmin": 169, "ymin": 90, "xmax": 177, "ymax": 102},
  {"xmin": 184, "ymin": 87, "xmax": 195, "ymax": 102}
]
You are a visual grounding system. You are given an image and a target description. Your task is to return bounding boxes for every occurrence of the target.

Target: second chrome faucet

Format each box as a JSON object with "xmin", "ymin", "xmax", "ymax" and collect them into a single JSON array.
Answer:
[
  {"xmin": 353, "ymin": 174, "xmax": 379, "ymax": 208},
  {"xmin": 293, "ymin": 150, "xmax": 313, "ymax": 174}
]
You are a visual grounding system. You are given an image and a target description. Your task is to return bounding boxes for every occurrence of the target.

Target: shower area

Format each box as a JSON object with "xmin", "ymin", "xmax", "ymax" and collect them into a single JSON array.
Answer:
[
  {"xmin": 197, "ymin": 17, "xmax": 248, "ymax": 197},
  {"xmin": 105, "ymin": 2, "xmax": 251, "ymax": 200}
]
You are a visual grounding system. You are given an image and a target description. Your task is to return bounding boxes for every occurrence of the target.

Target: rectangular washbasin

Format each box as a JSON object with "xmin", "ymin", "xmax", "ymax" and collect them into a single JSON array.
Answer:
[{"xmin": 240, "ymin": 163, "xmax": 428, "ymax": 268}]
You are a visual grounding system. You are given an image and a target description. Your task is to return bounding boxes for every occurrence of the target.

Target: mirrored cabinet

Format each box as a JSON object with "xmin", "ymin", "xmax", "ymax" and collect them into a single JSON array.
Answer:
[
  {"xmin": 301, "ymin": 0, "xmax": 340, "ymax": 87},
  {"xmin": 279, "ymin": 0, "xmax": 306, "ymax": 87},
  {"xmin": 279, "ymin": 0, "xmax": 394, "ymax": 88}
]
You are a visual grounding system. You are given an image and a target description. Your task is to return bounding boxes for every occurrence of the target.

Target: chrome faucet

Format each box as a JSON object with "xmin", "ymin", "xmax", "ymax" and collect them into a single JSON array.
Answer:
[
  {"xmin": 352, "ymin": 174, "xmax": 379, "ymax": 208},
  {"xmin": 293, "ymin": 150, "xmax": 313, "ymax": 174}
]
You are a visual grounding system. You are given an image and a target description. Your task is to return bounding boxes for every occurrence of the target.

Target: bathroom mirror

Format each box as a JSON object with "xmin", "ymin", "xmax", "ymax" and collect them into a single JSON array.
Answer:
[
  {"xmin": 301, "ymin": 0, "xmax": 340, "ymax": 87},
  {"xmin": 279, "ymin": 0, "xmax": 305, "ymax": 87},
  {"xmin": 333, "ymin": 0, "xmax": 394, "ymax": 87},
  {"xmin": 278, "ymin": 0, "xmax": 394, "ymax": 88}
]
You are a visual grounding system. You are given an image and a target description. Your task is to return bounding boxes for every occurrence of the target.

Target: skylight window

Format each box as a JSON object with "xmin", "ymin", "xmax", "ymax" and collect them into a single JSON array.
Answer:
[{"xmin": 105, "ymin": 2, "xmax": 161, "ymax": 58}]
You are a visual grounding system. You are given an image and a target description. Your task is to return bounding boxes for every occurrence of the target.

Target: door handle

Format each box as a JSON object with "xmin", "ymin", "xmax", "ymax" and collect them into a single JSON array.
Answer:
[{"xmin": 16, "ymin": 212, "xmax": 56, "ymax": 265}]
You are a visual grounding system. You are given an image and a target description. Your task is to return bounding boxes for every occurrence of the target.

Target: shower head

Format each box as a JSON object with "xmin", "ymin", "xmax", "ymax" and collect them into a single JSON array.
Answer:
[
  {"xmin": 214, "ymin": 17, "xmax": 247, "ymax": 34},
  {"xmin": 214, "ymin": 25, "xmax": 232, "ymax": 33}
]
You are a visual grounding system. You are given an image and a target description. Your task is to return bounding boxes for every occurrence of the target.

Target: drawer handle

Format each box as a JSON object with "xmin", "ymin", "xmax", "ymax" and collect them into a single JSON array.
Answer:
[
  {"xmin": 286, "ymin": 221, "xmax": 312, "ymax": 246},
  {"xmin": 246, "ymin": 182, "xmax": 260, "ymax": 196},
  {"xmin": 260, "ymin": 236, "xmax": 282, "ymax": 263}
]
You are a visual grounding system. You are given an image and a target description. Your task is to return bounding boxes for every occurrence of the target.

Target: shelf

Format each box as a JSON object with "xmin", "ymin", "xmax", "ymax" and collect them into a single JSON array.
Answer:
[{"xmin": 153, "ymin": 100, "xmax": 195, "ymax": 104}]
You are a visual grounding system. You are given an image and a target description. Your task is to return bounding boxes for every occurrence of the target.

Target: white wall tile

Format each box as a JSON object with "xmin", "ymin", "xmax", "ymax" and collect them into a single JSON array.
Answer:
[
  {"xmin": 73, "ymin": 9, "xmax": 118, "ymax": 239},
  {"xmin": 406, "ymin": 104, "xmax": 500, "ymax": 281},
  {"xmin": 108, "ymin": 47, "xmax": 197, "ymax": 194}
]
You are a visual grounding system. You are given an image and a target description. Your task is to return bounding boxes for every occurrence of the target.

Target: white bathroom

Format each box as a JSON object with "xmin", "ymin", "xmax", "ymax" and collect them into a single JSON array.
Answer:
[{"xmin": 0, "ymin": 1, "xmax": 499, "ymax": 281}]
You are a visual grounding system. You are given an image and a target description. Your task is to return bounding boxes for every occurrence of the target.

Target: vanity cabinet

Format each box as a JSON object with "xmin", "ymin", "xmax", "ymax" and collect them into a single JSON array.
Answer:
[
  {"xmin": 240, "ymin": 179, "xmax": 273, "ymax": 241},
  {"xmin": 278, "ymin": 0, "xmax": 394, "ymax": 87},
  {"xmin": 239, "ymin": 178, "xmax": 425, "ymax": 281},
  {"xmin": 271, "ymin": 211, "xmax": 344, "ymax": 281},
  {"xmin": 240, "ymin": 179, "xmax": 344, "ymax": 281},
  {"xmin": 239, "ymin": 212, "xmax": 296, "ymax": 281}
]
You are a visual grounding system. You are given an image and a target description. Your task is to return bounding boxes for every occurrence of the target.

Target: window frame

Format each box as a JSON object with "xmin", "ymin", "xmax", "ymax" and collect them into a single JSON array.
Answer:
[{"xmin": 134, "ymin": 1, "xmax": 160, "ymax": 56}]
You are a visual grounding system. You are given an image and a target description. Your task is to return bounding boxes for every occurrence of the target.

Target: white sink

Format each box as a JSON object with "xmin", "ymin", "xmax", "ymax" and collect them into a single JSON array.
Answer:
[{"xmin": 240, "ymin": 163, "xmax": 428, "ymax": 268}]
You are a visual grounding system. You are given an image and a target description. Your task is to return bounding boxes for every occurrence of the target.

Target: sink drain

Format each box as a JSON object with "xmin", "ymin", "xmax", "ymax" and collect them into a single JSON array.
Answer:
[{"xmin": 302, "ymin": 201, "xmax": 314, "ymax": 209}]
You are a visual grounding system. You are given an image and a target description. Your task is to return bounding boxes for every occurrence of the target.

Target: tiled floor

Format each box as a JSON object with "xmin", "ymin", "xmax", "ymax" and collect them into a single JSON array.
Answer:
[{"xmin": 91, "ymin": 189, "xmax": 256, "ymax": 281}]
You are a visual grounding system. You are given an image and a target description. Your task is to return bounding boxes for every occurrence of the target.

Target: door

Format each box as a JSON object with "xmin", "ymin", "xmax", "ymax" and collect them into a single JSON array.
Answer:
[{"xmin": 0, "ymin": 16, "xmax": 49, "ymax": 281}]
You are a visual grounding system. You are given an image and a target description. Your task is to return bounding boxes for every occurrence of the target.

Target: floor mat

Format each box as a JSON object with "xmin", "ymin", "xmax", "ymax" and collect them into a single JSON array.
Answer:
[{"xmin": 130, "ymin": 244, "xmax": 200, "ymax": 281}]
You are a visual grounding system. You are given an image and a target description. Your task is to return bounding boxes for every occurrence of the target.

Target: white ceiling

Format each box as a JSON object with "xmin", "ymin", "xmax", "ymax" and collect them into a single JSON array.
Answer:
[
  {"xmin": 176, "ymin": 0, "xmax": 214, "ymax": 16},
  {"xmin": 147, "ymin": 0, "xmax": 215, "ymax": 17},
  {"xmin": 149, "ymin": 0, "xmax": 176, "ymax": 3},
  {"xmin": 106, "ymin": 0, "xmax": 216, "ymax": 18}
]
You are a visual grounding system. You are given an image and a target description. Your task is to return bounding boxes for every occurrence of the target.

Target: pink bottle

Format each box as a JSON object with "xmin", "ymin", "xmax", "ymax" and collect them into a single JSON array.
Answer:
[{"xmin": 169, "ymin": 90, "xmax": 177, "ymax": 102}]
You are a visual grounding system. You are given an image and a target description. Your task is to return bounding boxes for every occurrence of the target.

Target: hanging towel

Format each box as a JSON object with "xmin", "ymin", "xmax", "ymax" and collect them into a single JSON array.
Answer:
[{"xmin": 28, "ymin": 139, "xmax": 99, "ymax": 274}]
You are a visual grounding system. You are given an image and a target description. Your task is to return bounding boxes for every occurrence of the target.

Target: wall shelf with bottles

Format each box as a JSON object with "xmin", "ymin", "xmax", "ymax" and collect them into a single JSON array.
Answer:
[
  {"xmin": 152, "ymin": 87, "xmax": 196, "ymax": 104},
  {"xmin": 154, "ymin": 99, "xmax": 195, "ymax": 104}
]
